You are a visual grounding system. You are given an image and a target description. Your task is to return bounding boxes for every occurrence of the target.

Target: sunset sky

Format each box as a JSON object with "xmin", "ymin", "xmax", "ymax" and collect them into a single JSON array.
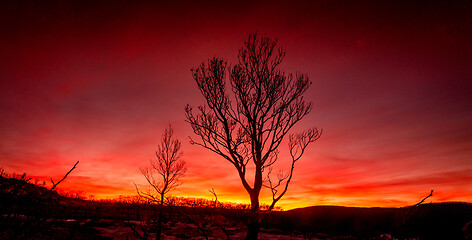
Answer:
[{"xmin": 1, "ymin": 1, "xmax": 471, "ymax": 209}]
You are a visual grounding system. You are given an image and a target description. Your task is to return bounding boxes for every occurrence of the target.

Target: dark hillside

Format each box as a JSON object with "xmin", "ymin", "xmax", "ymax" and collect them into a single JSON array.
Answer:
[
  {"xmin": 0, "ymin": 174, "xmax": 61, "ymax": 215},
  {"xmin": 263, "ymin": 206, "xmax": 396, "ymax": 238},
  {"xmin": 262, "ymin": 203, "xmax": 472, "ymax": 239}
]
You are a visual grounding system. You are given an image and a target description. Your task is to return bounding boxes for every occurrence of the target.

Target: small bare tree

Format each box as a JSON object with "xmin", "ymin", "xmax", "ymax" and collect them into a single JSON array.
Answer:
[
  {"xmin": 186, "ymin": 33, "xmax": 321, "ymax": 240},
  {"xmin": 135, "ymin": 125, "xmax": 186, "ymax": 240}
]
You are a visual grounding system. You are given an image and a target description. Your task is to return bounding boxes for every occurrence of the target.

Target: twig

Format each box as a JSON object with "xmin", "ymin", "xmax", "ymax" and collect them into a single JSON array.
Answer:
[
  {"xmin": 411, "ymin": 190, "xmax": 433, "ymax": 207},
  {"xmin": 48, "ymin": 161, "xmax": 79, "ymax": 193}
]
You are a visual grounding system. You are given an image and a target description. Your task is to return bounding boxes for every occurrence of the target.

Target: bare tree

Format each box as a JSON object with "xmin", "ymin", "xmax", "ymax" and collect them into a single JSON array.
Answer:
[
  {"xmin": 135, "ymin": 125, "xmax": 186, "ymax": 240},
  {"xmin": 186, "ymin": 33, "xmax": 321, "ymax": 240},
  {"xmin": 209, "ymin": 188, "xmax": 218, "ymax": 208}
]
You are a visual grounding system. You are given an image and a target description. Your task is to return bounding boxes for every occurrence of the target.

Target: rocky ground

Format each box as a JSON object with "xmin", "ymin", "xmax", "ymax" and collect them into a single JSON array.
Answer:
[{"xmin": 82, "ymin": 219, "xmax": 314, "ymax": 240}]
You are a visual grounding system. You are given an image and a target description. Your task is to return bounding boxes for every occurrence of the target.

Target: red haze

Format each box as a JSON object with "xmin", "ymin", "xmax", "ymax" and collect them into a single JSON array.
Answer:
[{"xmin": 1, "ymin": 1, "xmax": 471, "ymax": 209}]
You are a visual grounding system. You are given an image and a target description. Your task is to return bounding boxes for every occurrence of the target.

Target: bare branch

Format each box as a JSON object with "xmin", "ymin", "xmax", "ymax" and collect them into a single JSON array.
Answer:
[
  {"xmin": 266, "ymin": 128, "xmax": 321, "ymax": 210},
  {"xmin": 49, "ymin": 161, "xmax": 79, "ymax": 192},
  {"xmin": 411, "ymin": 190, "xmax": 434, "ymax": 207}
]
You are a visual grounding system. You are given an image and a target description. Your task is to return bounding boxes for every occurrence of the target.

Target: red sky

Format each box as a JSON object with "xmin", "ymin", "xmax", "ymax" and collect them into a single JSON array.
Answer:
[{"xmin": 1, "ymin": 1, "xmax": 471, "ymax": 209}]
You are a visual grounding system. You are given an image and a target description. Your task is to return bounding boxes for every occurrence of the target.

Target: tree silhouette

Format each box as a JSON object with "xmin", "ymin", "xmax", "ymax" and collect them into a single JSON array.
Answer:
[
  {"xmin": 186, "ymin": 33, "xmax": 321, "ymax": 239},
  {"xmin": 135, "ymin": 125, "xmax": 186, "ymax": 240}
]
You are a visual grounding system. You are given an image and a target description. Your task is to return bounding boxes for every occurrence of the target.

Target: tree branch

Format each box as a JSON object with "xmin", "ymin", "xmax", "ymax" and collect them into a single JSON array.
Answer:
[{"xmin": 49, "ymin": 161, "xmax": 79, "ymax": 192}]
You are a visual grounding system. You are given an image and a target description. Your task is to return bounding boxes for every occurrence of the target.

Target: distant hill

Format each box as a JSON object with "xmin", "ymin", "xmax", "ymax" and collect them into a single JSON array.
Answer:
[{"xmin": 263, "ymin": 203, "xmax": 472, "ymax": 239}]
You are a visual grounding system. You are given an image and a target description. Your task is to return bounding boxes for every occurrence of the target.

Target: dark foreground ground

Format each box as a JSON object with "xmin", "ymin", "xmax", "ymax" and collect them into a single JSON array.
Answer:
[{"xmin": 1, "ymin": 175, "xmax": 472, "ymax": 239}]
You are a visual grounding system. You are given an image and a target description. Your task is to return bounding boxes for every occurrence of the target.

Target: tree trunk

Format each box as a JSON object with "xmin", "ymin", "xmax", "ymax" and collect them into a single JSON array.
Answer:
[
  {"xmin": 245, "ymin": 190, "xmax": 260, "ymax": 240},
  {"xmin": 245, "ymin": 217, "xmax": 260, "ymax": 240},
  {"xmin": 157, "ymin": 194, "xmax": 165, "ymax": 240}
]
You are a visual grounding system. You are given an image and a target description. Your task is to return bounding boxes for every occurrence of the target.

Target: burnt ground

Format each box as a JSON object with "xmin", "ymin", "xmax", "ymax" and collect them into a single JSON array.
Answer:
[{"xmin": 1, "ymin": 174, "xmax": 472, "ymax": 239}]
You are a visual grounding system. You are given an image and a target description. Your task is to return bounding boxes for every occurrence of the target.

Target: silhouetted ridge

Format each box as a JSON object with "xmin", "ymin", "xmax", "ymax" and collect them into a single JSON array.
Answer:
[{"xmin": 262, "ymin": 203, "xmax": 472, "ymax": 239}]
